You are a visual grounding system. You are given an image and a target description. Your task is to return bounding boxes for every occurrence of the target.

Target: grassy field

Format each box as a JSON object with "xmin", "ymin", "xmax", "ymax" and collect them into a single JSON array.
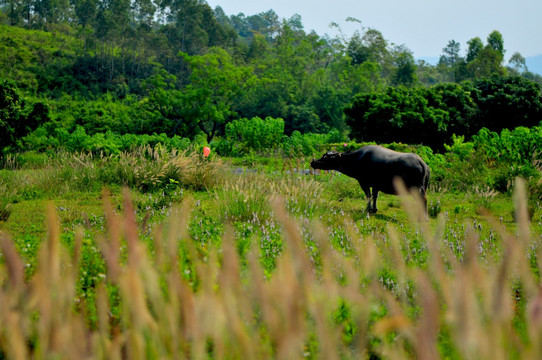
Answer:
[{"xmin": 1, "ymin": 149, "xmax": 542, "ymax": 359}]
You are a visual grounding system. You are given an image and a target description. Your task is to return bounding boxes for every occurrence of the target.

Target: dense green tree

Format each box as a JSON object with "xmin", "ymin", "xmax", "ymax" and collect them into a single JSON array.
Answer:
[
  {"xmin": 474, "ymin": 76, "xmax": 542, "ymax": 132},
  {"xmin": 34, "ymin": 0, "xmax": 71, "ymax": 26},
  {"xmin": 1, "ymin": 0, "xmax": 31, "ymax": 26},
  {"xmin": 467, "ymin": 47, "xmax": 505, "ymax": 78},
  {"xmin": 427, "ymin": 82, "xmax": 478, "ymax": 137},
  {"xmin": 466, "ymin": 37, "xmax": 483, "ymax": 62},
  {"xmin": 345, "ymin": 76, "xmax": 542, "ymax": 149},
  {"xmin": 338, "ymin": 61, "xmax": 383, "ymax": 95},
  {"xmin": 440, "ymin": 40, "xmax": 461, "ymax": 66},
  {"xmin": 439, "ymin": 40, "xmax": 463, "ymax": 82},
  {"xmin": 0, "ymin": 79, "xmax": 48, "ymax": 151},
  {"xmin": 284, "ymin": 103, "xmax": 320, "ymax": 134},
  {"xmin": 255, "ymin": 9, "xmax": 280, "ymax": 39},
  {"xmin": 221, "ymin": 9, "xmax": 280, "ymax": 42},
  {"xmin": 132, "ymin": 0, "xmax": 156, "ymax": 26},
  {"xmin": 362, "ymin": 29, "xmax": 388, "ymax": 65},
  {"xmin": 72, "ymin": 0, "xmax": 97, "ymax": 32},
  {"xmin": 463, "ymin": 32, "xmax": 506, "ymax": 79},
  {"xmin": 247, "ymin": 32, "xmax": 268, "ymax": 60},
  {"xmin": 309, "ymin": 84, "xmax": 350, "ymax": 133},
  {"xmin": 179, "ymin": 47, "xmax": 256, "ymax": 142},
  {"xmin": 138, "ymin": 70, "xmax": 195, "ymax": 136},
  {"xmin": 344, "ymin": 18, "xmax": 370, "ymax": 66},
  {"xmin": 486, "ymin": 30, "xmax": 505, "ymax": 58},
  {"xmin": 347, "ymin": 32, "xmax": 368, "ymax": 65},
  {"xmin": 235, "ymin": 19, "xmax": 323, "ymax": 133},
  {"xmin": 345, "ymin": 86, "xmax": 448, "ymax": 148},
  {"xmin": 158, "ymin": 0, "xmax": 234, "ymax": 56},
  {"xmin": 391, "ymin": 45, "xmax": 417, "ymax": 86}
]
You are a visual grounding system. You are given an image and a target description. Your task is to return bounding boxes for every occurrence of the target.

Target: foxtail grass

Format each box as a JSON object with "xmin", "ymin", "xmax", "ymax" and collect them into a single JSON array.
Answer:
[{"xmin": 0, "ymin": 180, "xmax": 542, "ymax": 359}]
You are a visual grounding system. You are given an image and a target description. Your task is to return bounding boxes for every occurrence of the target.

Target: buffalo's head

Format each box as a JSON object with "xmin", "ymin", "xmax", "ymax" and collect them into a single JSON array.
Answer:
[{"xmin": 310, "ymin": 151, "xmax": 342, "ymax": 170}]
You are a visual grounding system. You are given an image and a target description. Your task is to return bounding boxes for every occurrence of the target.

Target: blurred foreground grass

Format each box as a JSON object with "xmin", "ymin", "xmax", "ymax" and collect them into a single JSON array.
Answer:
[{"xmin": 1, "ymin": 178, "xmax": 542, "ymax": 359}]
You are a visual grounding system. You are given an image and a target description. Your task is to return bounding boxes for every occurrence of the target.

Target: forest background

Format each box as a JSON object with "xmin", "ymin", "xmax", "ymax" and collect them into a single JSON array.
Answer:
[{"xmin": 1, "ymin": 0, "xmax": 542, "ymax": 155}]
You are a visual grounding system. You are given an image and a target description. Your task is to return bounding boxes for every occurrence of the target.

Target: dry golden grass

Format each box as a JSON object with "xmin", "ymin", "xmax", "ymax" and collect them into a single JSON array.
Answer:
[{"xmin": 0, "ymin": 180, "xmax": 542, "ymax": 359}]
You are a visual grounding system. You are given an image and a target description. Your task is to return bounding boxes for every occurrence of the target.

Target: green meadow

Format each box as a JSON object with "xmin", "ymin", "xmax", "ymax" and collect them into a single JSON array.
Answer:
[{"xmin": 0, "ymin": 144, "xmax": 541, "ymax": 359}]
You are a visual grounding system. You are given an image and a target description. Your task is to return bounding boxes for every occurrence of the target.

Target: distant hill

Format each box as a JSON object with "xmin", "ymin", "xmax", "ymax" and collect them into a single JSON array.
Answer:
[{"xmin": 417, "ymin": 55, "xmax": 542, "ymax": 76}]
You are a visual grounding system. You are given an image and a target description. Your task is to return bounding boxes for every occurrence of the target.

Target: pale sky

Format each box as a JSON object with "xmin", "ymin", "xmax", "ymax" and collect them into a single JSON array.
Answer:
[{"xmin": 205, "ymin": 0, "xmax": 542, "ymax": 59}]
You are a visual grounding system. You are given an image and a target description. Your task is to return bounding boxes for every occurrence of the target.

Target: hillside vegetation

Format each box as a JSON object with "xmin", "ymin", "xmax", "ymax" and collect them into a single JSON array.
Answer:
[
  {"xmin": 2, "ymin": 3, "xmax": 542, "ymax": 359},
  {"xmin": 1, "ymin": 2, "xmax": 542, "ymax": 149}
]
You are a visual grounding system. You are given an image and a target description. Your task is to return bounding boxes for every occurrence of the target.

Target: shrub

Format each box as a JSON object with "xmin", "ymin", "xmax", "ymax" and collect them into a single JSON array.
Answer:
[
  {"xmin": 473, "ymin": 127, "xmax": 542, "ymax": 165},
  {"xmin": 225, "ymin": 117, "xmax": 285, "ymax": 153},
  {"xmin": 281, "ymin": 131, "xmax": 327, "ymax": 157},
  {"xmin": 98, "ymin": 146, "xmax": 225, "ymax": 191},
  {"xmin": 443, "ymin": 134, "xmax": 475, "ymax": 161},
  {"xmin": 21, "ymin": 127, "xmax": 192, "ymax": 155},
  {"xmin": 0, "ymin": 79, "xmax": 49, "ymax": 153}
]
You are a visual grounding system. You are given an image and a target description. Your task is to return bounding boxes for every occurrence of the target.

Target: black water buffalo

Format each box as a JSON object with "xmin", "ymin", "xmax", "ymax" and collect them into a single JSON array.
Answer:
[{"xmin": 311, "ymin": 145, "xmax": 430, "ymax": 214}]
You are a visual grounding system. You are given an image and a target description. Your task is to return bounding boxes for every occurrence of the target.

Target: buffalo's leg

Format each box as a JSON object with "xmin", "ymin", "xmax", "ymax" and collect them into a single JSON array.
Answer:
[
  {"xmin": 361, "ymin": 186, "xmax": 373, "ymax": 212},
  {"xmin": 371, "ymin": 189, "xmax": 379, "ymax": 213},
  {"xmin": 420, "ymin": 188, "xmax": 428, "ymax": 219}
]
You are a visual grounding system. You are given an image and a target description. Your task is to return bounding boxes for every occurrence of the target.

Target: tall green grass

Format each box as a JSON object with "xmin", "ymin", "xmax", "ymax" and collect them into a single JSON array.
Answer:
[
  {"xmin": 213, "ymin": 172, "xmax": 324, "ymax": 221},
  {"xmin": 0, "ymin": 147, "xmax": 226, "ymax": 204}
]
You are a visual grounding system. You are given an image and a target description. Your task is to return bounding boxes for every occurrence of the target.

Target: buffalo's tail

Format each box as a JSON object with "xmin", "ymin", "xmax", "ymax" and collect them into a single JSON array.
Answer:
[
  {"xmin": 423, "ymin": 164, "xmax": 430, "ymax": 192},
  {"xmin": 419, "ymin": 159, "xmax": 430, "ymax": 218}
]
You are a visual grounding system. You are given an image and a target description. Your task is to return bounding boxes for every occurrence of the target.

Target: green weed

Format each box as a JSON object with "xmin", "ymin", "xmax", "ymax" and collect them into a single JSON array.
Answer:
[
  {"xmin": 213, "ymin": 172, "xmax": 273, "ymax": 221},
  {"xmin": 0, "ymin": 199, "xmax": 12, "ymax": 222}
]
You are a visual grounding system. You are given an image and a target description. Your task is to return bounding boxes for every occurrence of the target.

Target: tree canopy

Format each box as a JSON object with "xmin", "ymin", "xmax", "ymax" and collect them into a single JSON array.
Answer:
[
  {"xmin": 345, "ymin": 76, "xmax": 542, "ymax": 148},
  {"xmin": 0, "ymin": 3, "xmax": 541, "ymax": 153}
]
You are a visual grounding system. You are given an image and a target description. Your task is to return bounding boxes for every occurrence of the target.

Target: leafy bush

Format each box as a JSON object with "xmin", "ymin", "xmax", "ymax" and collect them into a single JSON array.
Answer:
[
  {"xmin": 49, "ymin": 93, "xmax": 140, "ymax": 134},
  {"xmin": 473, "ymin": 126, "xmax": 542, "ymax": 165},
  {"xmin": 281, "ymin": 131, "xmax": 327, "ymax": 157},
  {"xmin": 443, "ymin": 134, "xmax": 475, "ymax": 161},
  {"xmin": 0, "ymin": 79, "xmax": 49, "ymax": 153},
  {"xmin": 21, "ymin": 126, "xmax": 191, "ymax": 155},
  {"xmin": 215, "ymin": 119, "xmax": 335, "ymax": 157},
  {"xmin": 220, "ymin": 117, "xmax": 285, "ymax": 155}
]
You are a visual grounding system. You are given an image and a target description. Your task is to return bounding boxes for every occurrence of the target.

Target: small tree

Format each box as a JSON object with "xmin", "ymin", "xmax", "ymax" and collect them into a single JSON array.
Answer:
[{"xmin": 508, "ymin": 52, "xmax": 527, "ymax": 74}]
